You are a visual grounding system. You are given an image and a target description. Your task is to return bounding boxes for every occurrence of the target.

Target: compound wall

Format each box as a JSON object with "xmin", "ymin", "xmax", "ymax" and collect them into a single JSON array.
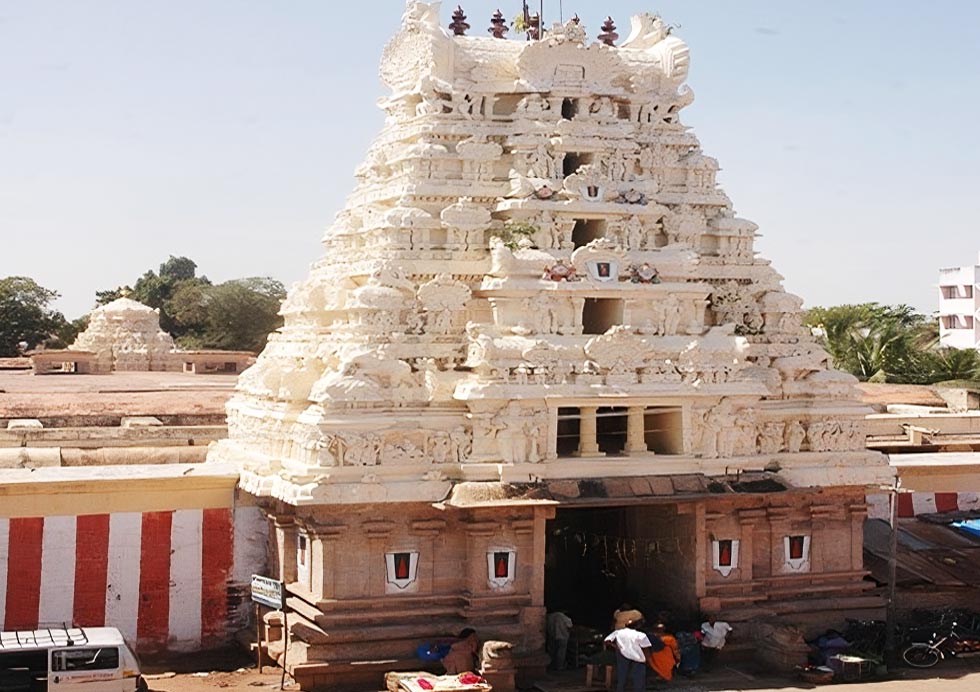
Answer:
[{"xmin": 0, "ymin": 468, "xmax": 267, "ymax": 653}]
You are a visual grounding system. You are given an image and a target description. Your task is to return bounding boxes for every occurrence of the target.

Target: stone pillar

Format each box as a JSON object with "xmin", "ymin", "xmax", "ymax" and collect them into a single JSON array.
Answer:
[
  {"xmin": 463, "ymin": 520, "xmax": 499, "ymax": 595},
  {"xmin": 848, "ymin": 502, "xmax": 869, "ymax": 572},
  {"xmin": 411, "ymin": 519, "xmax": 447, "ymax": 596},
  {"xmin": 274, "ymin": 516, "xmax": 298, "ymax": 584},
  {"xmin": 309, "ymin": 523, "xmax": 347, "ymax": 601},
  {"xmin": 364, "ymin": 520, "xmax": 396, "ymax": 598},
  {"xmin": 625, "ymin": 406, "xmax": 648, "ymax": 455},
  {"xmin": 572, "ymin": 298, "xmax": 585, "ymax": 333},
  {"xmin": 737, "ymin": 509, "xmax": 766, "ymax": 583},
  {"xmin": 576, "ymin": 407, "xmax": 603, "ymax": 457}
]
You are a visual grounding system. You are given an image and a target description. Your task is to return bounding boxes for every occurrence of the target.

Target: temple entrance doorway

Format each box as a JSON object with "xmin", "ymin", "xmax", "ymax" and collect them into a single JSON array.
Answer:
[{"xmin": 544, "ymin": 503, "xmax": 699, "ymax": 636}]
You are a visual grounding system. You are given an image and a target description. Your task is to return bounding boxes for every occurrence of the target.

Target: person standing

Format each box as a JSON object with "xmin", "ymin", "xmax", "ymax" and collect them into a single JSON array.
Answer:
[
  {"xmin": 546, "ymin": 609, "xmax": 573, "ymax": 671},
  {"xmin": 612, "ymin": 603, "xmax": 644, "ymax": 630},
  {"xmin": 604, "ymin": 620, "xmax": 652, "ymax": 692},
  {"xmin": 646, "ymin": 623, "xmax": 680, "ymax": 682},
  {"xmin": 442, "ymin": 628, "xmax": 479, "ymax": 674},
  {"xmin": 700, "ymin": 617, "xmax": 732, "ymax": 669}
]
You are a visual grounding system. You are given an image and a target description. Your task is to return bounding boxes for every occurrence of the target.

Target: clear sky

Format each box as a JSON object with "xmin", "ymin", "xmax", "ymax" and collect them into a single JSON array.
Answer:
[{"xmin": 1, "ymin": 1, "xmax": 978, "ymax": 320}]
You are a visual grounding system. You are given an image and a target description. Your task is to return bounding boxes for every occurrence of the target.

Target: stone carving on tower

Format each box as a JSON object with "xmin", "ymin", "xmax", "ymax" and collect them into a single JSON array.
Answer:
[{"xmin": 213, "ymin": 3, "xmax": 888, "ymax": 500}]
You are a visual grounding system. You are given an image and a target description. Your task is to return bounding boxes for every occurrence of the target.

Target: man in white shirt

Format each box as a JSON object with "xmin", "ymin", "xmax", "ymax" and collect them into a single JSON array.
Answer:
[
  {"xmin": 546, "ymin": 610, "xmax": 573, "ymax": 670},
  {"xmin": 700, "ymin": 617, "xmax": 733, "ymax": 668},
  {"xmin": 604, "ymin": 620, "xmax": 652, "ymax": 692}
]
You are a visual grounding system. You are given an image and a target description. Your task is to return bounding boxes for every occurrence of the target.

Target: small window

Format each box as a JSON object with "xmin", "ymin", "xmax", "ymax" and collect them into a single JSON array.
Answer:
[
  {"xmin": 787, "ymin": 535, "xmax": 806, "ymax": 561},
  {"xmin": 51, "ymin": 648, "xmax": 119, "ymax": 672},
  {"xmin": 561, "ymin": 98, "xmax": 578, "ymax": 120},
  {"xmin": 582, "ymin": 298, "xmax": 623, "ymax": 335},
  {"xmin": 297, "ymin": 534, "xmax": 308, "ymax": 569},
  {"xmin": 572, "ymin": 219, "xmax": 605, "ymax": 248},
  {"xmin": 596, "ymin": 407, "xmax": 628, "ymax": 456},
  {"xmin": 556, "ymin": 407, "xmax": 581, "ymax": 457}
]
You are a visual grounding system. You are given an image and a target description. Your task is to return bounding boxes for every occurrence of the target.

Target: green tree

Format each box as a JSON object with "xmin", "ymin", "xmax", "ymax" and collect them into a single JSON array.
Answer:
[
  {"xmin": 0, "ymin": 276, "xmax": 70, "ymax": 356},
  {"xmin": 96, "ymin": 255, "xmax": 210, "ymax": 336},
  {"xmin": 95, "ymin": 258, "xmax": 283, "ymax": 353},
  {"xmin": 168, "ymin": 277, "xmax": 285, "ymax": 353},
  {"xmin": 805, "ymin": 303, "xmax": 934, "ymax": 383},
  {"xmin": 921, "ymin": 347, "xmax": 980, "ymax": 383},
  {"xmin": 159, "ymin": 256, "xmax": 198, "ymax": 282}
]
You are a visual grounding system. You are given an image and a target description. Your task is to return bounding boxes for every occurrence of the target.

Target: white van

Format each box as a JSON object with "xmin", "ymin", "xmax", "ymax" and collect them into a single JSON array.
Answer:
[{"xmin": 0, "ymin": 628, "xmax": 143, "ymax": 692}]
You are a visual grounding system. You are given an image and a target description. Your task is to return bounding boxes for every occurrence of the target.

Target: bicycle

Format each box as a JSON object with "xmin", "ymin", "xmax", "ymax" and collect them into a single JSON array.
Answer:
[{"xmin": 901, "ymin": 622, "xmax": 980, "ymax": 668}]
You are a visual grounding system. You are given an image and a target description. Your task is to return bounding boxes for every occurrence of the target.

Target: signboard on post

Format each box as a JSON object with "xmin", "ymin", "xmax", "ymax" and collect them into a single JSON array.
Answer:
[{"xmin": 251, "ymin": 574, "xmax": 286, "ymax": 610}]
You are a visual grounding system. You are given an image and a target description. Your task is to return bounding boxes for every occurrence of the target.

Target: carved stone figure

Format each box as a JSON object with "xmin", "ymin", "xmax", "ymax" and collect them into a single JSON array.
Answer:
[
  {"xmin": 625, "ymin": 215, "xmax": 646, "ymax": 251},
  {"xmin": 450, "ymin": 426, "xmax": 472, "ymax": 463},
  {"xmin": 429, "ymin": 431, "xmax": 451, "ymax": 463},
  {"xmin": 785, "ymin": 420, "xmax": 806, "ymax": 453},
  {"xmin": 629, "ymin": 262, "xmax": 661, "ymax": 284},
  {"xmin": 758, "ymin": 422, "xmax": 786, "ymax": 455},
  {"xmin": 491, "ymin": 402, "xmax": 532, "ymax": 463},
  {"xmin": 524, "ymin": 143, "xmax": 561, "ymax": 179},
  {"xmin": 542, "ymin": 259, "xmax": 579, "ymax": 282}
]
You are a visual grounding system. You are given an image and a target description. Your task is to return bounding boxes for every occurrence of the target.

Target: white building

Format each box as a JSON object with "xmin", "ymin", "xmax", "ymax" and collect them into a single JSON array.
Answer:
[{"xmin": 938, "ymin": 253, "xmax": 980, "ymax": 349}]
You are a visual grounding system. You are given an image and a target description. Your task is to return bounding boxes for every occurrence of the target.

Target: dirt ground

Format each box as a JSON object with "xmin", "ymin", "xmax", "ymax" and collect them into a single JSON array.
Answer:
[
  {"xmin": 0, "ymin": 370, "xmax": 234, "ymax": 420},
  {"xmin": 142, "ymin": 650, "xmax": 980, "ymax": 692}
]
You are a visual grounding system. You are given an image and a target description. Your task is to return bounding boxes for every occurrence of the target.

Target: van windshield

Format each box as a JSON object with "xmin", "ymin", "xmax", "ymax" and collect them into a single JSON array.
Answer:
[{"xmin": 51, "ymin": 648, "xmax": 119, "ymax": 672}]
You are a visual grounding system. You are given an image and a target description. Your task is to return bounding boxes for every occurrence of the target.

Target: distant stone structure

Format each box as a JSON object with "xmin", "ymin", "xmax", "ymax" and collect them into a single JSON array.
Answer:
[
  {"xmin": 71, "ymin": 297, "xmax": 180, "ymax": 372},
  {"xmin": 208, "ymin": 4, "xmax": 893, "ymax": 689},
  {"xmin": 33, "ymin": 296, "xmax": 255, "ymax": 375}
]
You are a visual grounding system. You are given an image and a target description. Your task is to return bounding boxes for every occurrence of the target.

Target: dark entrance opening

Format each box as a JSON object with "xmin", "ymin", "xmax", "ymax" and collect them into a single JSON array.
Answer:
[
  {"xmin": 571, "ymin": 219, "xmax": 605, "ymax": 248},
  {"xmin": 596, "ymin": 407, "xmax": 628, "ymax": 456},
  {"xmin": 582, "ymin": 298, "xmax": 623, "ymax": 335},
  {"xmin": 545, "ymin": 505, "xmax": 698, "ymax": 638},
  {"xmin": 562, "ymin": 98, "xmax": 578, "ymax": 120},
  {"xmin": 557, "ymin": 407, "xmax": 581, "ymax": 457}
]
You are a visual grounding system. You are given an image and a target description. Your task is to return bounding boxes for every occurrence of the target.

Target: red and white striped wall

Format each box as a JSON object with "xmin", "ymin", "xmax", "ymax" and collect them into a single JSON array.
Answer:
[
  {"xmin": 0, "ymin": 506, "xmax": 266, "ymax": 653},
  {"xmin": 867, "ymin": 492, "xmax": 980, "ymax": 520}
]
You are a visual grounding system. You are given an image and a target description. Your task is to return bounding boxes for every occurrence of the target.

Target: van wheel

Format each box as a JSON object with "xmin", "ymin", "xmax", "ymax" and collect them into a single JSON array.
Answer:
[{"xmin": 137, "ymin": 677, "xmax": 150, "ymax": 692}]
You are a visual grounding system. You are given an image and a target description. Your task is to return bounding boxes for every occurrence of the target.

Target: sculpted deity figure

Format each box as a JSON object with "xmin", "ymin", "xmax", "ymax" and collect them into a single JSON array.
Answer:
[
  {"xmin": 341, "ymin": 434, "xmax": 381, "ymax": 466},
  {"xmin": 429, "ymin": 431, "xmax": 451, "ymax": 464},
  {"xmin": 385, "ymin": 438, "xmax": 426, "ymax": 465},
  {"xmin": 491, "ymin": 402, "xmax": 531, "ymax": 463},
  {"xmin": 663, "ymin": 295, "xmax": 684, "ymax": 335},
  {"xmin": 537, "ymin": 210, "xmax": 565, "ymax": 249},
  {"xmin": 785, "ymin": 420, "xmax": 806, "ymax": 453},
  {"xmin": 525, "ymin": 143, "xmax": 560, "ymax": 179},
  {"xmin": 516, "ymin": 93, "xmax": 553, "ymax": 117},
  {"xmin": 758, "ymin": 422, "xmax": 786, "ymax": 455},
  {"xmin": 450, "ymin": 426, "xmax": 472, "ymax": 463},
  {"xmin": 587, "ymin": 96, "xmax": 617, "ymax": 120},
  {"xmin": 625, "ymin": 215, "xmax": 645, "ymax": 251},
  {"xmin": 523, "ymin": 415, "xmax": 544, "ymax": 463},
  {"xmin": 453, "ymin": 91, "xmax": 486, "ymax": 119},
  {"xmin": 700, "ymin": 402, "xmax": 736, "ymax": 458},
  {"xmin": 542, "ymin": 259, "xmax": 579, "ymax": 282}
]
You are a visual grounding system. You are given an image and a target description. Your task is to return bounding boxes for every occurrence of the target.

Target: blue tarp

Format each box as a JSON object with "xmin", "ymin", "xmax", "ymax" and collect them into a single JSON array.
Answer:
[{"xmin": 952, "ymin": 519, "xmax": 980, "ymax": 538}]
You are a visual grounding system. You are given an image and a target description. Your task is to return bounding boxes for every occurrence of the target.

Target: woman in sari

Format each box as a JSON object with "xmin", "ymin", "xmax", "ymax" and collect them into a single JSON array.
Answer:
[{"xmin": 647, "ymin": 623, "xmax": 681, "ymax": 682}]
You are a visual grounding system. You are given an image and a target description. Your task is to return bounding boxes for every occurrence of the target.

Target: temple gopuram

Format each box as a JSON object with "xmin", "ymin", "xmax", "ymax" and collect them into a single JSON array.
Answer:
[{"xmin": 208, "ymin": 4, "xmax": 894, "ymax": 688}]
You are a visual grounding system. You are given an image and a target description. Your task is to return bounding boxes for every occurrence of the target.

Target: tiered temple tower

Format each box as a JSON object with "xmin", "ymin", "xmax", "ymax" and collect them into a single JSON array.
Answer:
[
  {"xmin": 71, "ymin": 296, "xmax": 180, "ymax": 372},
  {"xmin": 210, "ymin": 5, "xmax": 893, "ymax": 688}
]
